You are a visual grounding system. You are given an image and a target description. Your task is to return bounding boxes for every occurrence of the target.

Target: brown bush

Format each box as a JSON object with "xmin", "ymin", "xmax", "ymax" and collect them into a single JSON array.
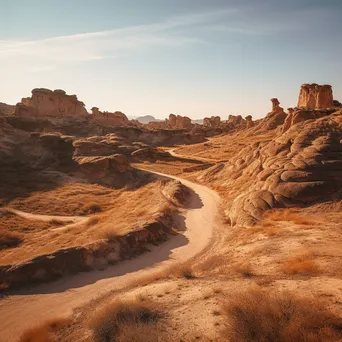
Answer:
[
  {"xmin": 222, "ymin": 289, "xmax": 342, "ymax": 342},
  {"xmin": 90, "ymin": 299, "xmax": 162, "ymax": 342},
  {"xmin": 0, "ymin": 229, "xmax": 22, "ymax": 250},
  {"xmin": 82, "ymin": 202, "xmax": 103, "ymax": 214},
  {"xmin": 281, "ymin": 253, "xmax": 320, "ymax": 275}
]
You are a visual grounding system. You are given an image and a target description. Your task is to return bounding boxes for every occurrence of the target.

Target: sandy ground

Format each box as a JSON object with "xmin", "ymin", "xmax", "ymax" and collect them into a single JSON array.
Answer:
[{"xmin": 0, "ymin": 169, "xmax": 220, "ymax": 341}]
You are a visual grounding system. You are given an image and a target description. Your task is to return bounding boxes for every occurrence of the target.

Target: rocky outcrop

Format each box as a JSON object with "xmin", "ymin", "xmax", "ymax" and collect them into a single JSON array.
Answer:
[
  {"xmin": 91, "ymin": 107, "xmax": 130, "ymax": 126},
  {"xmin": 76, "ymin": 154, "xmax": 133, "ymax": 186},
  {"xmin": 259, "ymin": 98, "xmax": 287, "ymax": 130},
  {"xmin": 297, "ymin": 84, "xmax": 333, "ymax": 110},
  {"xmin": 203, "ymin": 116, "xmax": 221, "ymax": 128},
  {"xmin": 131, "ymin": 147, "xmax": 171, "ymax": 162},
  {"xmin": 245, "ymin": 115, "xmax": 254, "ymax": 128},
  {"xmin": 23, "ymin": 133, "xmax": 75, "ymax": 169},
  {"xmin": 14, "ymin": 89, "xmax": 88, "ymax": 119},
  {"xmin": 0, "ymin": 102, "xmax": 15, "ymax": 116},
  {"xmin": 168, "ymin": 114, "xmax": 192, "ymax": 129},
  {"xmin": 202, "ymin": 111, "xmax": 342, "ymax": 227}
]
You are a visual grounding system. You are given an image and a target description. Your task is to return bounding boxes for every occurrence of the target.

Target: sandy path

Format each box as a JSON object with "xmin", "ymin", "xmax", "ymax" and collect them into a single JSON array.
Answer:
[
  {"xmin": 4, "ymin": 208, "xmax": 90, "ymax": 231},
  {"xmin": 0, "ymin": 170, "xmax": 220, "ymax": 341}
]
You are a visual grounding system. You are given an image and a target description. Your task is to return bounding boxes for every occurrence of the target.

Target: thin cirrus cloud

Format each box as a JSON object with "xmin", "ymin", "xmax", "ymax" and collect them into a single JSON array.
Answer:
[
  {"xmin": 0, "ymin": 4, "xmax": 334, "ymax": 71},
  {"xmin": 0, "ymin": 9, "xmax": 236, "ymax": 68}
]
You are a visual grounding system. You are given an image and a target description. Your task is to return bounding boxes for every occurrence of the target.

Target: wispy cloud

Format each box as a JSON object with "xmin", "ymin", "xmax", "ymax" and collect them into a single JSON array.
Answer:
[
  {"xmin": 0, "ymin": 4, "xmax": 335, "ymax": 72},
  {"xmin": 0, "ymin": 9, "xmax": 235, "ymax": 68}
]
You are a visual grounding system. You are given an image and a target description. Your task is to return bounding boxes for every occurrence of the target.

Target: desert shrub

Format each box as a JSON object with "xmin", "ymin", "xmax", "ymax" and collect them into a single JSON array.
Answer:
[
  {"xmin": 0, "ymin": 229, "xmax": 22, "ymax": 249},
  {"xmin": 20, "ymin": 318, "xmax": 70, "ymax": 342},
  {"xmin": 233, "ymin": 263, "xmax": 255, "ymax": 278},
  {"xmin": 82, "ymin": 202, "xmax": 103, "ymax": 215},
  {"xmin": 222, "ymin": 289, "xmax": 342, "ymax": 342},
  {"xmin": 281, "ymin": 253, "xmax": 320, "ymax": 275},
  {"xmin": 90, "ymin": 299, "xmax": 162, "ymax": 342}
]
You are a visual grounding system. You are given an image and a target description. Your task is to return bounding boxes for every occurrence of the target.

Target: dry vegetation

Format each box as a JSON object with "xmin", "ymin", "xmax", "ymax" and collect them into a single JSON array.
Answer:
[
  {"xmin": 222, "ymin": 289, "xmax": 342, "ymax": 342},
  {"xmin": 90, "ymin": 299, "xmax": 163, "ymax": 342},
  {"xmin": 0, "ymin": 181, "xmax": 171, "ymax": 265}
]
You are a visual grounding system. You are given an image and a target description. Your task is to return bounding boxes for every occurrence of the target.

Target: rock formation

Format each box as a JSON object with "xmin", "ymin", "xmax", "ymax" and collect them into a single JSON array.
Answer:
[
  {"xmin": 203, "ymin": 116, "xmax": 221, "ymax": 128},
  {"xmin": 91, "ymin": 107, "xmax": 129, "ymax": 126},
  {"xmin": 14, "ymin": 89, "xmax": 88, "ymax": 119},
  {"xmin": 245, "ymin": 115, "xmax": 254, "ymax": 128},
  {"xmin": 76, "ymin": 154, "xmax": 132, "ymax": 186},
  {"xmin": 168, "ymin": 114, "xmax": 192, "ymax": 129},
  {"xmin": 297, "ymin": 84, "xmax": 333, "ymax": 110},
  {"xmin": 260, "ymin": 98, "xmax": 287, "ymax": 130}
]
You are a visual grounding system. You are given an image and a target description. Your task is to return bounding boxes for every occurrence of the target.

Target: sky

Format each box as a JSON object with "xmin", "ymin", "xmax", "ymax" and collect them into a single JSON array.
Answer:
[{"xmin": 1, "ymin": 0, "xmax": 341, "ymax": 120}]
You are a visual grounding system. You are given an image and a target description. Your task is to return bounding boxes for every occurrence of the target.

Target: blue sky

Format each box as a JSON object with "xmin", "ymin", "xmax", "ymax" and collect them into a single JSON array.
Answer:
[{"xmin": 1, "ymin": 0, "xmax": 341, "ymax": 119}]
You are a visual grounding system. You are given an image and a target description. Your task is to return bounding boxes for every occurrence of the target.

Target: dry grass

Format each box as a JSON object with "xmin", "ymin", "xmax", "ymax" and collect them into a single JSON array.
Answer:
[
  {"xmin": 7, "ymin": 183, "xmax": 116, "ymax": 216},
  {"xmin": 222, "ymin": 289, "xmax": 342, "ymax": 342},
  {"xmin": 20, "ymin": 318, "xmax": 70, "ymax": 342},
  {"xmin": 0, "ymin": 228, "xmax": 22, "ymax": 250},
  {"xmin": 281, "ymin": 252, "xmax": 320, "ymax": 275},
  {"xmin": 263, "ymin": 209, "xmax": 318, "ymax": 226},
  {"xmin": 232, "ymin": 263, "xmax": 255, "ymax": 278},
  {"xmin": 90, "ymin": 299, "xmax": 163, "ymax": 342},
  {"xmin": 82, "ymin": 202, "xmax": 103, "ymax": 215},
  {"xmin": 0, "ymin": 181, "xmax": 170, "ymax": 265}
]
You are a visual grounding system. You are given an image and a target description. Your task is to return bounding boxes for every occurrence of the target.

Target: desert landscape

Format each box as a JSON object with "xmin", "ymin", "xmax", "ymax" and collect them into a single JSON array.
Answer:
[{"xmin": 1, "ymin": 1, "xmax": 342, "ymax": 341}]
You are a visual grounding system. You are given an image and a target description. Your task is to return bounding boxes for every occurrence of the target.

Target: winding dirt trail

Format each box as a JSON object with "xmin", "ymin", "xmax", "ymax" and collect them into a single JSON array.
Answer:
[{"xmin": 0, "ymin": 170, "xmax": 220, "ymax": 341}]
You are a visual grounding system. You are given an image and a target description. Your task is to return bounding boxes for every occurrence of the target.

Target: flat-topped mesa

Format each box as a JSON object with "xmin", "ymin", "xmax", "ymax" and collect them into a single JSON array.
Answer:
[
  {"xmin": 297, "ymin": 83, "xmax": 333, "ymax": 110},
  {"xmin": 14, "ymin": 88, "xmax": 88, "ymax": 118},
  {"xmin": 91, "ymin": 107, "xmax": 129, "ymax": 126},
  {"xmin": 203, "ymin": 116, "xmax": 221, "ymax": 128}
]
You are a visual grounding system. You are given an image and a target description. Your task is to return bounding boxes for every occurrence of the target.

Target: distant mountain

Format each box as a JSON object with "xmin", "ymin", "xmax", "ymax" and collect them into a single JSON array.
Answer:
[
  {"xmin": 191, "ymin": 119, "xmax": 203, "ymax": 124},
  {"xmin": 133, "ymin": 115, "xmax": 163, "ymax": 124},
  {"xmin": 0, "ymin": 102, "xmax": 15, "ymax": 116}
]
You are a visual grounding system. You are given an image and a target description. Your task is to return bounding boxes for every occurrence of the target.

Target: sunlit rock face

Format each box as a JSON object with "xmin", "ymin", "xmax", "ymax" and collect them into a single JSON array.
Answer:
[
  {"xmin": 203, "ymin": 116, "xmax": 221, "ymax": 128},
  {"xmin": 297, "ymin": 84, "xmax": 333, "ymax": 110},
  {"xmin": 14, "ymin": 88, "xmax": 88, "ymax": 118},
  {"xmin": 168, "ymin": 114, "xmax": 192, "ymax": 129},
  {"xmin": 91, "ymin": 107, "xmax": 129, "ymax": 126}
]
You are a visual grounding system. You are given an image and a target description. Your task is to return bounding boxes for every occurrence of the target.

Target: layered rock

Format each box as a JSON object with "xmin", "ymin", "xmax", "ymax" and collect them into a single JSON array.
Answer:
[
  {"xmin": 260, "ymin": 98, "xmax": 287, "ymax": 130},
  {"xmin": 14, "ymin": 89, "xmax": 88, "ymax": 119},
  {"xmin": 245, "ymin": 115, "xmax": 254, "ymax": 128},
  {"xmin": 168, "ymin": 114, "xmax": 192, "ymax": 129},
  {"xmin": 297, "ymin": 84, "xmax": 333, "ymax": 110},
  {"xmin": 76, "ymin": 154, "xmax": 132, "ymax": 186},
  {"xmin": 91, "ymin": 107, "xmax": 129, "ymax": 126},
  {"xmin": 202, "ymin": 111, "xmax": 342, "ymax": 227},
  {"xmin": 203, "ymin": 116, "xmax": 221, "ymax": 128}
]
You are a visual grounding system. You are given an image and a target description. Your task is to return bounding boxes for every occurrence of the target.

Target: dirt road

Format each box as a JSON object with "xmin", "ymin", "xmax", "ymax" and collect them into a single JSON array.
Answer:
[{"xmin": 0, "ymin": 170, "xmax": 220, "ymax": 341}]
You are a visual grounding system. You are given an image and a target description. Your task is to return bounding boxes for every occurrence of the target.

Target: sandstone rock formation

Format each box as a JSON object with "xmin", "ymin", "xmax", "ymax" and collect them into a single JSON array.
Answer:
[
  {"xmin": 245, "ymin": 115, "xmax": 254, "ymax": 128},
  {"xmin": 203, "ymin": 116, "xmax": 221, "ymax": 128},
  {"xmin": 260, "ymin": 98, "xmax": 287, "ymax": 130},
  {"xmin": 76, "ymin": 154, "xmax": 132, "ymax": 186},
  {"xmin": 297, "ymin": 84, "xmax": 333, "ymax": 110},
  {"xmin": 14, "ymin": 89, "xmax": 88, "ymax": 119},
  {"xmin": 23, "ymin": 133, "xmax": 75, "ymax": 169},
  {"xmin": 168, "ymin": 114, "xmax": 192, "ymax": 129},
  {"xmin": 91, "ymin": 107, "xmax": 130, "ymax": 126},
  {"xmin": 202, "ymin": 110, "xmax": 342, "ymax": 227}
]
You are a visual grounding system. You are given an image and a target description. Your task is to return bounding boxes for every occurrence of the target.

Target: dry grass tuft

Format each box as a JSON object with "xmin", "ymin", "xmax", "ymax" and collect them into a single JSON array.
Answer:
[
  {"xmin": 0, "ymin": 229, "xmax": 22, "ymax": 250},
  {"xmin": 263, "ymin": 209, "xmax": 318, "ymax": 226},
  {"xmin": 281, "ymin": 253, "xmax": 320, "ymax": 275},
  {"xmin": 90, "ymin": 299, "xmax": 162, "ymax": 342},
  {"xmin": 82, "ymin": 202, "xmax": 103, "ymax": 215},
  {"xmin": 20, "ymin": 318, "xmax": 70, "ymax": 342},
  {"xmin": 222, "ymin": 289, "xmax": 342, "ymax": 342},
  {"xmin": 233, "ymin": 263, "xmax": 255, "ymax": 278}
]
